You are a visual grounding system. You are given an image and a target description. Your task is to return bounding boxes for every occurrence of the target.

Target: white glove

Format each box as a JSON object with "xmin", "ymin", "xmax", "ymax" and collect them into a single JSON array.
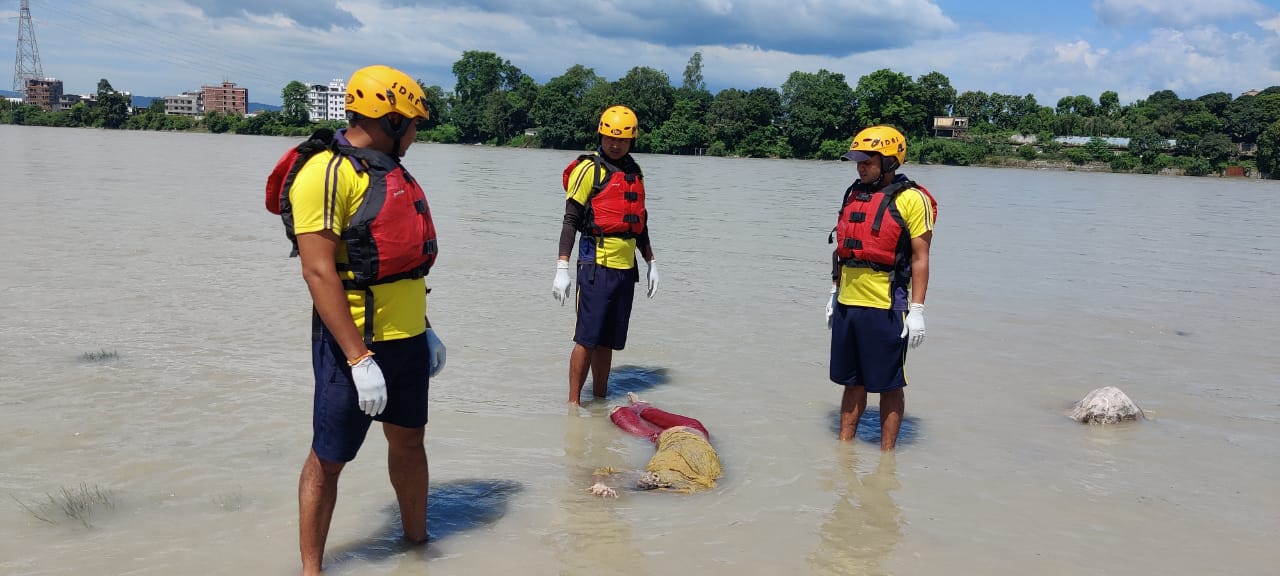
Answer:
[
  {"xmin": 426, "ymin": 328, "xmax": 446, "ymax": 378},
  {"xmin": 350, "ymin": 354, "xmax": 387, "ymax": 417},
  {"xmin": 826, "ymin": 285, "xmax": 838, "ymax": 330},
  {"xmin": 552, "ymin": 260, "xmax": 571, "ymax": 305},
  {"xmin": 901, "ymin": 302, "xmax": 926, "ymax": 350},
  {"xmin": 645, "ymin": 260, "xmax": 659, "ymax": 298}
]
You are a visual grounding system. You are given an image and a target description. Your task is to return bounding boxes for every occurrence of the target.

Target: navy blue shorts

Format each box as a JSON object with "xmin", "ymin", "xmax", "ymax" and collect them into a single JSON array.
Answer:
[
  {"xmin": 311, "ymin": 328, "xmax": 430, "ymax": 463},
  {"xmin": 829, "ymin": 304, "xmax": 908, "ymax": 393},
  {"xmin": 574, "ymin": 261, "xmax": 638, "ymax": 350}
]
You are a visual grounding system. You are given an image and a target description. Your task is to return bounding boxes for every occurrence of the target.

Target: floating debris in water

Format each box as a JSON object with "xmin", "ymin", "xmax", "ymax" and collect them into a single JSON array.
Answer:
[
  {"xmin": 80, "ymin": 349, "xmax": 119, "ymax": 362},
  {"xmin": 1069, "ymin": 386, "xmax": 1145, "ymax": 424}
]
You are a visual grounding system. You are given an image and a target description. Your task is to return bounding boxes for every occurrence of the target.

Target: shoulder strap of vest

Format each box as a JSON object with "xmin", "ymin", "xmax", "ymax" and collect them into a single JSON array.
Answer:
[
  {"xmin": 870, "ymin": 179, "xmax": 917, "ymax": 232},
  {"xmin": 298, "ymin": 128, "xmax": 336, "ymax": 154},
  {"xmin": 582, "ymin": 154, "xmax": 613, "ymax": 195},
  {"xmin": 339, "ymin": 144, "xmax": 400, "ymax": 173},
  {"xmin": 840, "ymin": 180, "xmax": 864, "ymax": 207}
]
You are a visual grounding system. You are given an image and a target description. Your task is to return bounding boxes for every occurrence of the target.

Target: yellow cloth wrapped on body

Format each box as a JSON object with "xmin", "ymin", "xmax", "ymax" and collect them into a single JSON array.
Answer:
[{"xmin": 640, "ymin": 426, "xmax": 722, "ymax": 493}]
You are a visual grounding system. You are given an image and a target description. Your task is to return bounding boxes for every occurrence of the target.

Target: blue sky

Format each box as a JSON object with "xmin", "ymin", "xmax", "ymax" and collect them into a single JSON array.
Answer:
[{"xmin": 4, "ymin": 0, "xmax": 1279, "ymax": 107}]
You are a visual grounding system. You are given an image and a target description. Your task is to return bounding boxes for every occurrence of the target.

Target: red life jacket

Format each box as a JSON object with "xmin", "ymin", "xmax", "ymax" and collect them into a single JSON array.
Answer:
[
  {"xmin": 264, "ymin": 129, "xmax": 438, "ymax": 290},
  {"xmin": 832, "ymin": 177, "xmax": 936, "ymax": 273},
  {"xmin": 562, "ymin": 154, "xmax": 646, "ymax": 238}
]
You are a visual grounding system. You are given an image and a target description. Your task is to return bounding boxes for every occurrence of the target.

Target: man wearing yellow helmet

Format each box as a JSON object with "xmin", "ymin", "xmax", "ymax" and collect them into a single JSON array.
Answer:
[
  {"xmin": 827, "ymin": 125, "xmax": 937, "ymax": 450},
  {"xmin": 274, "ymin": 64, "xmax": 442, "ymax": 574},
  {"xmin": 552, "ymin": 105, "xmax": 660, "ymax": 405}
]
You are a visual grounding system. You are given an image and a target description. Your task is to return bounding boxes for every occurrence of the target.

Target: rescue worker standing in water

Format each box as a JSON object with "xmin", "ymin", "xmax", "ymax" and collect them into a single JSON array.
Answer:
[
  {"xmin": 268, "ymin": 64, "xmax": 446, "ymax": 574},
  {"xmin": 552, "ymin": 105, "xmax": 659, "ymax": 406},
  {"xmin": 826, "ymin": 125, "xmax": 936, "ymax": 451}
]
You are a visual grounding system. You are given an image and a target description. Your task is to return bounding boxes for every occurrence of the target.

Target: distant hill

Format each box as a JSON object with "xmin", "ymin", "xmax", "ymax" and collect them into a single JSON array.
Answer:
[
  {"xmin": 248, "ymin": 102, "xmax": 281, "ymax": 113},
  {"xmin": 1, "ymin": 90, "xmax": 278, "ymax": 113}
]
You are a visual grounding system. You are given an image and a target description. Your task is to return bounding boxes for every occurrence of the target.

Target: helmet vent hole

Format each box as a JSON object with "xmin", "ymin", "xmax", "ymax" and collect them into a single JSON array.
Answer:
[
  {"xmin": 356, "ymin": 89, "xmax": 364, "ymax": 99},
  {"xmin": 375, "ymin": 93, "xmax": 386, "ymax": 101}
]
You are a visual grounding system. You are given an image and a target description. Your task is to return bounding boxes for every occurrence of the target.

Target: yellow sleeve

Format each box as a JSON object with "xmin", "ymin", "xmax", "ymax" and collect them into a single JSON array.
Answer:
[
  {"xmin": 897, "ymin": 187, "xmax": 935, "ymax": 239},
  {"xmin": 564, "ymin": 157, "xmax": 599, "ymax": 205},
  {"xmin": 289, "ymin": 151, "xmax": 353, "ymax": 235}
]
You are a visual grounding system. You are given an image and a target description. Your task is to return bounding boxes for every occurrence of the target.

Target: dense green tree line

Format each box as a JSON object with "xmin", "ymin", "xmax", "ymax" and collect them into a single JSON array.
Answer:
[{"xmin": 4, "ymin": 58, "xmax": 1280, "ymax": 178}]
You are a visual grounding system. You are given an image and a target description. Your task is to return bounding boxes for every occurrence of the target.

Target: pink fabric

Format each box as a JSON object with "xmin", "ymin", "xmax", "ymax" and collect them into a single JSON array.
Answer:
[
  {"xmin": 610, "ymin": 403, "xmax": 710, "ymax": 442},
  {"xmin": 637, "ymin": 407, "xmax": 709, "ymax": 439},
  {"xmin": 610, "ymin": 406, "xmax": 663, "ymax": 442}
]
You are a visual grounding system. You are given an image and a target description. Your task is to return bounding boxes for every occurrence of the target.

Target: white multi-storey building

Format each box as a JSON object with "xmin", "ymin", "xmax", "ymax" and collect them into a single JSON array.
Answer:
[
  {"xmin": 164, "ymin": 91, "xmax": 203, "ymax": 116},
  {"xmin": 307, "ymin": 79, "xmax": 347, "ymax": 122}
]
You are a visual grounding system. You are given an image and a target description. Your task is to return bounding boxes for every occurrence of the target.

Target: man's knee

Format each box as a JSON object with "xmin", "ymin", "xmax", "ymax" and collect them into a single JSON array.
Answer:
[
  {"xmin": 305, "ymin": 451, "xmax": 346, "ymax": 478},
  {"xmin": 383, "ymin": 423, "xmax": 425, "ymax": 450},
  {"xmin": 880, "ymin": 389, "xmax": 905, "ymax": 410}
]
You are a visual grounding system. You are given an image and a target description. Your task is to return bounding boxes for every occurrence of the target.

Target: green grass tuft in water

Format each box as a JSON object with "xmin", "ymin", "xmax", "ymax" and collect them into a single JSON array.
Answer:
[{"xmin": 13, "ymin": 483, "xmax": 116, "ymax": 528}]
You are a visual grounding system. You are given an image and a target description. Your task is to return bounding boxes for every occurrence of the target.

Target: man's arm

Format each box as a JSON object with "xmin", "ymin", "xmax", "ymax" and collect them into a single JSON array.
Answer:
[
  {"xmin": 637, "ymin": 219, "xmax": 654, "ymax": 262},
  {"xmin": 909, "ymin": 231, "xmax": 931, "ymax": 305},
  {"xmin": 558, "ymin": 199, "xmax": 582, "ymax": 261},
  {"xmin": 297, "ymin": 231, "xmax": 368, "ymax": 362}
]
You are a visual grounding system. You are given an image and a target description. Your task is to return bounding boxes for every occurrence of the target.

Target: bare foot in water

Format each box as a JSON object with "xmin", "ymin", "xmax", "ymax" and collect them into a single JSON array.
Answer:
[{"xmin": 626, "ymin": 392, "xmax": 651, "ymax": 411}]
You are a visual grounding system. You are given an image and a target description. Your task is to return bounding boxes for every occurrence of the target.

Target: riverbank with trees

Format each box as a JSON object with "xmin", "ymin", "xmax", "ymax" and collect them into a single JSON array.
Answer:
[{"xmin": 4, "ymin": 52, "xmax": 1278, "ymax": 179}]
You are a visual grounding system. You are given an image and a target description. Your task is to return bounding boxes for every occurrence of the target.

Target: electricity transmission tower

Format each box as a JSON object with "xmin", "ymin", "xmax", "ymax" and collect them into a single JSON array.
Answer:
[{"xmin": 12, "ymin": 0, "xmax": 43, "ymax": 98}]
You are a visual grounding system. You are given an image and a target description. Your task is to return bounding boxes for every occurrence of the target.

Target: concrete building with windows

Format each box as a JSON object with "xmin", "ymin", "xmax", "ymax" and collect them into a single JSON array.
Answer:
[
  {"xmin": 165, "ymin": 91, "xmax": 203, "ymax": 116},
  {"xmin": 307, "ymin": 79, "xmax": 347, "ymax": 122},
  {"xmin": 58, "ymin": 93, "xmax": 85, "ymax": 111},
  {"xmin": 932, "ymin": 116, "xmax": 969, "ymax": 138},
  {"xmin": 24, "ymin": 78, "xmax": 63, "ymax": 111},
  {"xmin": 202, "ymin": 81, "xmax": 247, "ymax": 115}
]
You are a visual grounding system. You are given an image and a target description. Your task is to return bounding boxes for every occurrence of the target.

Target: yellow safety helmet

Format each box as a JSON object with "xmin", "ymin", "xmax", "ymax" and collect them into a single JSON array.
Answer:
[
  {"xmin": 598, "ymin": 105, "xmax": 638, "ymax": 138},
  {"xmin": 345, "ymin": 65, "xmax": 429, "ymax": 121},
  {"xmin": 842, "ymin": 125, "xmax": 906, "ymax": 171}
]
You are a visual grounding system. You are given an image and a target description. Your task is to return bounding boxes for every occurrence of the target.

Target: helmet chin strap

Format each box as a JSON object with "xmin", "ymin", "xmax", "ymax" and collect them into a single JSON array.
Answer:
[
  {"xmin": 378, "ymin": 115, "xmax": 411, "ymax": 158},
  {"xmin": 870, "ymin": 156, "xmax": 900, "ymax": 189}
]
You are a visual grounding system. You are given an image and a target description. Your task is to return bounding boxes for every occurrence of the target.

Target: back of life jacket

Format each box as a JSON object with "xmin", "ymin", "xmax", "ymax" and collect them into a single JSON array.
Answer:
[
  {"xmin": 265, "ymin": 128, "xmax": 337, "ymax": 255},
  {"xmin": 830, "ymin": 177, "xmax": 937, "ymax": 274},
  {"xmin": 562, "ymin": 154, "xmax": 646, "ymax": 239},
  {"xmin": 264, "ymin": 129, "xmax": 438, "ymax": 290}
]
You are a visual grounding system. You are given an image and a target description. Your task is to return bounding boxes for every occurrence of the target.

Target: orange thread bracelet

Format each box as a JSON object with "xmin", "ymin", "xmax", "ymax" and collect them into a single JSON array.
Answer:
[{"xmin": 347, "ymin": 350, "xmax": 375, "ymax": 367}]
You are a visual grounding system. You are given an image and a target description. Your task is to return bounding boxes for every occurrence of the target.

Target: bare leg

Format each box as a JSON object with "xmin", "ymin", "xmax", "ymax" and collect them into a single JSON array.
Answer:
[
  {"xmin": 568, "ymin": 343, "xmax": 594, "ymax": 405},
  {"xmin": 879, "ymin": 389, "xmax": 904, "ymax": 451},
  {"xmin": 383, "ymin": 423, "xmax": 428, "ymax": 543},
  {"xmin": 299, "ymin": 450, "xmax": 345, "ymax": 575},
  {"xmin": 590, "ymin": 347, "xmax": 613, "ymax": 398},
  {"xmin": 839, "ymin": 385, "xmax": 867, "ymax": 442}
]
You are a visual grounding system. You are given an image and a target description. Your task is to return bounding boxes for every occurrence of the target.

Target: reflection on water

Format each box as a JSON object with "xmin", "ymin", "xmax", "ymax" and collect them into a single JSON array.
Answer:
[
  {"xmin": 542, "ymin": 411, "xmax": 648, "ymax": 575},
  {"xmin": 323, "ymin": 478, "xmax": 523, "ymax": 570},
  {"xmin": 809, "ymin": 451, "xmax": 902, "ymax": 576},
  {"xmin": 826, "ymin": 406, "xmax": 922, "ymax": 446},
  {"xmin": 602, "ymin": 364, "xmax": 671, "ymax": 400}
]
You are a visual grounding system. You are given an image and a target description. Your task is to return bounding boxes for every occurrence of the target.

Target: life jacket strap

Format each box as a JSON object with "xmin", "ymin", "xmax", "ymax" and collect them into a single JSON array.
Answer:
[{"xmin": 838, "ymin": 258, "xmax": 895, "ymax": 272}]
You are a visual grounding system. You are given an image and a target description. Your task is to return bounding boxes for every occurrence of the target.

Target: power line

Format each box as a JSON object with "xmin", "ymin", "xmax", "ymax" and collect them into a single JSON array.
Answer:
[{"xmin": 28, "ymin": 0, "xmax": 323, "ymax": 97}]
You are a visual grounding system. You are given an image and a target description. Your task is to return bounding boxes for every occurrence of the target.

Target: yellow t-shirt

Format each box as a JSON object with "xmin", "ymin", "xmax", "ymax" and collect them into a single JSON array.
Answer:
[
  {"xmin": 837, "ymin": 186, "xmax": 934, "ymax": 310},
  {"xmin": 565, "ymin": 156, "xmax": 638, "ymax": 270},
  {"xmin": 289, "ymin": 150, "xmax": 427, "ymax": 341}
]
